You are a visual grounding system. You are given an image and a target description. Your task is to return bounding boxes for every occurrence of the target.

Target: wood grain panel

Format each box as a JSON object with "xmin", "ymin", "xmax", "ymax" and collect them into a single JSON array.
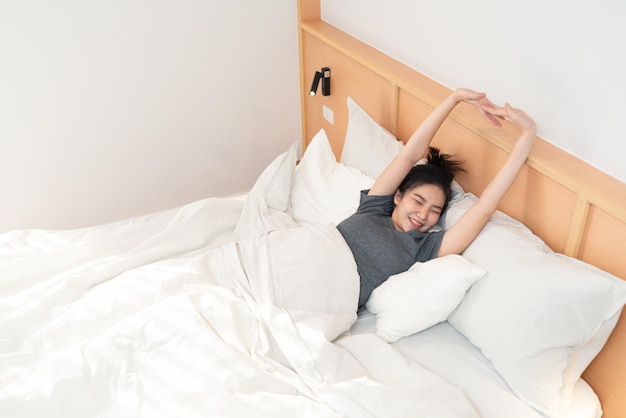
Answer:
[
  {"xmin": 580, "ymin": 206, "xmax": 626, "ymax": 279},
  {"xmin": 301, "ymin": 32, "xmax": 393, "ymax": 158}
]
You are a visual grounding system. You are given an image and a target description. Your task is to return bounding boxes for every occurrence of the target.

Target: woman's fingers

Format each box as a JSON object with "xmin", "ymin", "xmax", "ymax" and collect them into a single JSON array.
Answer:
[
  {"xmin": 479, "ymin": 102, "xmax": 505, "ymax": 126},
  {"xmin": 480, "ymin": 107, "xmax": 503, "ymax": 126}
]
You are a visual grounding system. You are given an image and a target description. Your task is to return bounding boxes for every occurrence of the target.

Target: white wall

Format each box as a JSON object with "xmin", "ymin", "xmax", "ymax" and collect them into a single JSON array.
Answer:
[
  {"xmin": 0, "ymin": 0, "xmax": 301, "ymax": 233},
  {"xmin": 322, "ymin": 0, "xmax": 626, "ymax": 185}
]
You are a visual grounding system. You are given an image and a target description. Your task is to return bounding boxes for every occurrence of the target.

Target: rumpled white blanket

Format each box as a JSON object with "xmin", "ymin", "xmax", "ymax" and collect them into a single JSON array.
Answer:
[{"xmin": 0, "ymin": 195, "xmax": 479, "ymax": 417}]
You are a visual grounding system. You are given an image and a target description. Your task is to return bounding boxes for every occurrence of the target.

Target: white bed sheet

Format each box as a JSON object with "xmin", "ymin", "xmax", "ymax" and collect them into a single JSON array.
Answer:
[
  {"xmin": 0, "ymin": 197, "xmax": 483, "ymax": 418},
  {"xmin": 350, "ymin": 312, "xmax": 601, "ymax": 418},
  {"xmin": 0, "ymin": 191, "xmax": 603, "ymax": 418}
]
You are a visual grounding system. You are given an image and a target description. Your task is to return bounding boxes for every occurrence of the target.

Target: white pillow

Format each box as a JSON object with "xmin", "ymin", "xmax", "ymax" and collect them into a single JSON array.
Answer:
[
  {"xmin": 231, "ymin": 143, "xmax": 299, "ymax": 241},
  {"xmin": 446, "ymin": 193, "xmax": 626, "ymax": 416},
  {"xmin": 366, "ymin": 255, "xmax": 485, "ymax": 343},
  {"xmin": 340, "ymin": 96, "xmax": 403, "ymax": 178},
  {"xmin": 290, "ymin": 129, "xmax": 375, "ymax": 226}
]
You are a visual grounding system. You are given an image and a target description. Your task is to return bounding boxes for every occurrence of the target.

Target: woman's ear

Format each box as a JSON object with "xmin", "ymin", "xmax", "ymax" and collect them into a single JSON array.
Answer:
[{"xmin": 393, "ymin": 190, "xmax": 402, "ymax": 205}]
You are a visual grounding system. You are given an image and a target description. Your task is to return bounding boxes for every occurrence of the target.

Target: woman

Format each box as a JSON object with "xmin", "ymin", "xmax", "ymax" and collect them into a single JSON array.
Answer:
[{"xmin": 336, "ymin": 88, "xmax": 537, "ymax": 308}]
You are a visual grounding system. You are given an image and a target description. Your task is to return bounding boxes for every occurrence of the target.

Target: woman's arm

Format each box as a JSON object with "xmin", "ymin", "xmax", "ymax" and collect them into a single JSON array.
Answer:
[
  {"xmin": 368, "ymin": 88, "xmax": 501, "ymax": 196},
  {"xmin": 438, "ymin": 103, "xmax": 537, "ymax": 257}
]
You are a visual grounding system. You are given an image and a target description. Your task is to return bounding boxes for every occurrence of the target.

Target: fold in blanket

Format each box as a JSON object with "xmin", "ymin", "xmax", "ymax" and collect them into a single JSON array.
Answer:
[{"xmin": 0, "ymin": 198, "xmax": 479, "ymax": 417}]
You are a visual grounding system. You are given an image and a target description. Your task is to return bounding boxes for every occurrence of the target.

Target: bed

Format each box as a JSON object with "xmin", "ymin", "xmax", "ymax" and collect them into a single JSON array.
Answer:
[{"xmin": 1, "ymin": 0, "xmax": 625, "ymax": 416}]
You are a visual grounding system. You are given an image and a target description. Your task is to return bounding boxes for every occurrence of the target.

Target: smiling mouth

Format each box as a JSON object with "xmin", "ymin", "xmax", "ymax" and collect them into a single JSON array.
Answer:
[{"xmin": 409, "ymin": 218, "xmax": 423, "ymax": 230}]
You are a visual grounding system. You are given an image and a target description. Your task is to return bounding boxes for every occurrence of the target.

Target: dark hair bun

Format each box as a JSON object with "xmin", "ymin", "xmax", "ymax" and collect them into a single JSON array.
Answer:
[{"xmin": 426, "ymin": 146, "xmax": 464, "ymax": 181}]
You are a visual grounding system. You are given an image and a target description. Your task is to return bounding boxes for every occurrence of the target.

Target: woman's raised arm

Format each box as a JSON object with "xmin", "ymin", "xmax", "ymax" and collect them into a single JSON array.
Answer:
[
  {"xmin": 438, "ymin": 103, "xmax": 537, "ymax": 257},
  {"xmin": 368, "ymin": 88, "xmax": 501, "ymax": 196}
]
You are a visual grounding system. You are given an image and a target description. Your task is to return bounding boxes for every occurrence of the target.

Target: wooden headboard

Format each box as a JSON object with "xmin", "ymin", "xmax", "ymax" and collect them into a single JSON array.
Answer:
[{"xmin": 297, "ymin": 0, "xmax": 626, "ymax": 416}]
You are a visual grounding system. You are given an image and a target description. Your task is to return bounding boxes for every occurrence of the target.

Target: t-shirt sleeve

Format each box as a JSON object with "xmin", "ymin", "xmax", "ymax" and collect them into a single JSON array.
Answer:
[
  {"xmin": 356, "ymin": 189, "xmax": 395, "ymax": 215},
  {"xmin": 414, "ymin": 229, "xmax": 445, "ymax": 262}
]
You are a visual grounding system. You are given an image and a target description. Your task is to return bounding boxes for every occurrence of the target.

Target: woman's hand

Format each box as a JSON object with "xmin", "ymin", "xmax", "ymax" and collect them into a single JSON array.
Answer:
[
  {"xmin": 453, "ymin": 88, "xmax": 504, "ymax": 127},
  {"xmin": 481, "ymin": 102, "xmax": 536, "ymax": 134}
]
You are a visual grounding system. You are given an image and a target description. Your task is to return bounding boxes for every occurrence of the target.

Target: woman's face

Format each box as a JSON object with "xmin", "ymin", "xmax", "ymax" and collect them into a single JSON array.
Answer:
[{"xmin": 391, "ymin": 183, "xmax": 446, "ymax": 233}]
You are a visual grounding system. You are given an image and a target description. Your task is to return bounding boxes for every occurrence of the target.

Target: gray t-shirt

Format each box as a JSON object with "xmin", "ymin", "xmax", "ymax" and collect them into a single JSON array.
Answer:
[{"xmin": 337, "ymin": 190, "xmax": 445, "ymax": 308}]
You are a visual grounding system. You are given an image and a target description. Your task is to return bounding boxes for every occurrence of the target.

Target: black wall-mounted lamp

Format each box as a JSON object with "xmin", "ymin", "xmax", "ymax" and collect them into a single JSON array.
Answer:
[{"xmin": 309, "ymin": 67, "xmax": 330, "ymax": 96}]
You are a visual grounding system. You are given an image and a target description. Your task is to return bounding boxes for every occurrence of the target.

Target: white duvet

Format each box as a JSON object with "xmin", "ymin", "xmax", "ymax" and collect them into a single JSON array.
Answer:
[{"xmin": 0, "ymin": 196, "xmax": 480, "ymax": 418}]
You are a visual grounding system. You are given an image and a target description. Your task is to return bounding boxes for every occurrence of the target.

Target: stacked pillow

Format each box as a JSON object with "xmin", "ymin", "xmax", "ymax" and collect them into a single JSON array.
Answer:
[
  {"xmin": 340, "ymin": 96, "xmax": 403, "ymax": 178},
  {"xmin": 365, "ymin": 254, "xmax": 486, "ymax": 343},
  {"xmin": 289, "ymin": 128, "xmax": 375, "ymax": 226},
  {"xmin": 445, "ymin": 194, "xmax": 626, "ymax": 415}
]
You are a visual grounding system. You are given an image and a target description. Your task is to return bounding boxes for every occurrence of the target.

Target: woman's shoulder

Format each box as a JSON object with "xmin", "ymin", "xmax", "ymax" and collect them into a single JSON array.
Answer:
[{"xmin": 358, "ymin": 190, "xmax": 395, "ymax": 214}]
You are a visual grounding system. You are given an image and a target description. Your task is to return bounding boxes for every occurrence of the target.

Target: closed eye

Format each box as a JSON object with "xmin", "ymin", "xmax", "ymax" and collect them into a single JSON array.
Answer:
[{"xmin": 412, "ymin": 193, "xmax": 442, "ymax": 215}]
